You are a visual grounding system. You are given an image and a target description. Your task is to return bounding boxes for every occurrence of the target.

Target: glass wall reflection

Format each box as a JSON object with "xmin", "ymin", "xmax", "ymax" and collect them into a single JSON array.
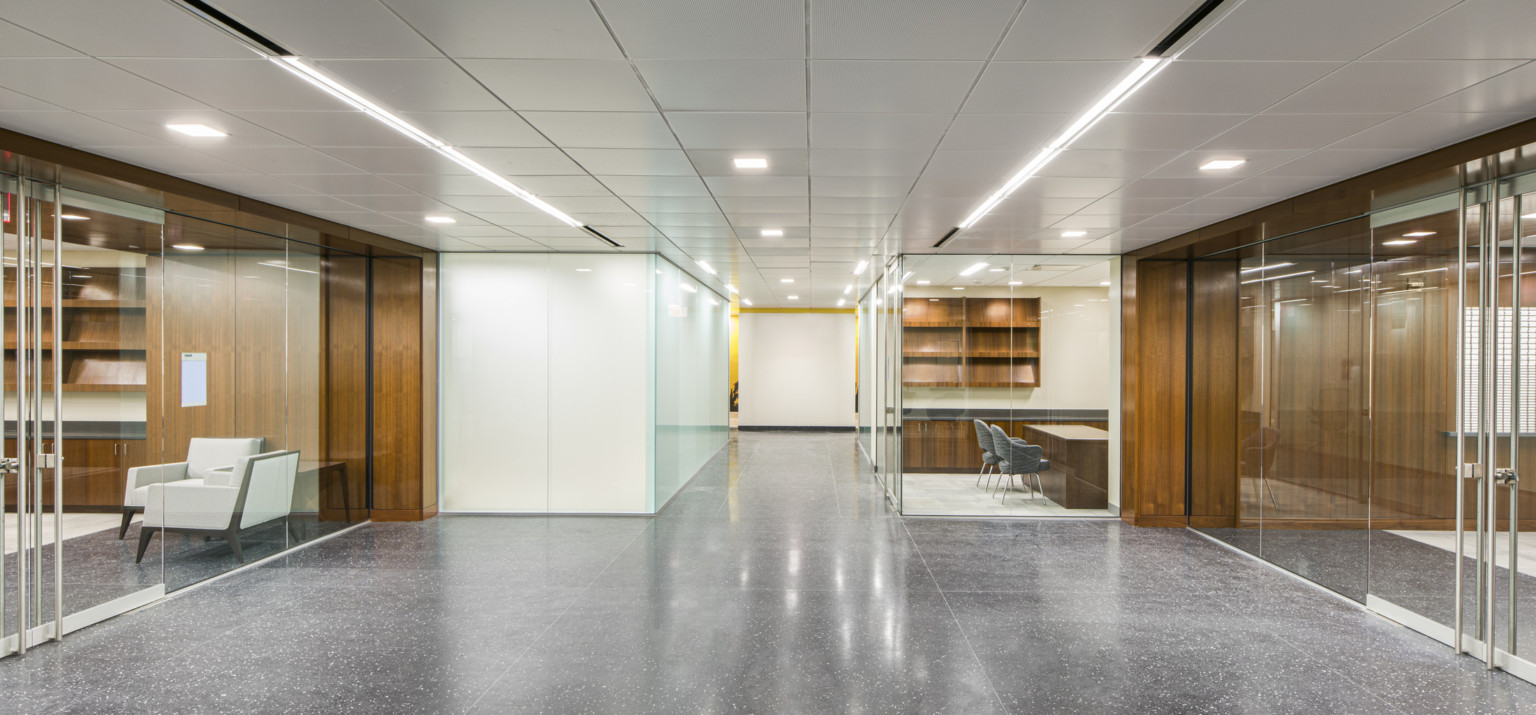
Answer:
[{"xmin": 893, "ymin": 255, "xmax": 1120, "ymax": 517}]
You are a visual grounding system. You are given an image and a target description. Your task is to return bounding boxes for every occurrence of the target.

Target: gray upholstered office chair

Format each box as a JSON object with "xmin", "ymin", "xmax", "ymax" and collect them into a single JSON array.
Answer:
[
  {"xmin": 989, "ymin": 425, "xmax": 1047, "ymax": 504},
  {"xmin": 973, "ymin": 419, "xmax": 1001, "ymax": 488}
]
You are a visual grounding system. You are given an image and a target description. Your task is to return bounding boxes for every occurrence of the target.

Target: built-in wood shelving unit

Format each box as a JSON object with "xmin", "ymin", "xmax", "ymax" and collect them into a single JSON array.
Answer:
[
  {"xmin": 3, "ymin": 267, "xmax": 148, "ymax": 392},
  {"xmin": 902, "ymin": 297, "xmax": 1041, "ymax": 388}
]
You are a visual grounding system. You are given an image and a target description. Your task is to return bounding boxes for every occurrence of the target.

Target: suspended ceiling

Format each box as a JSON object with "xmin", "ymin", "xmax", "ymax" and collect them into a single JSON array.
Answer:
[{"xmin": 0, "ymin": 0, "xmax": 1533, "ymax": 306}]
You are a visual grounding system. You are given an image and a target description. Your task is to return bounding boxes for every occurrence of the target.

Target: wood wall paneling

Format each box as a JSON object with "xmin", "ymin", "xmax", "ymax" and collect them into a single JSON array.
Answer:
[
  {"xmin": 370, "ymin": 256, "xmax": 434, "ymax": 520},
  {"xmin": 1189, "ymin": 260, "xmax": 1238, "ymax": 524},
  {"xmin": 1128, "ymin": 260, "xmax": 1187, "ymax": 526}
]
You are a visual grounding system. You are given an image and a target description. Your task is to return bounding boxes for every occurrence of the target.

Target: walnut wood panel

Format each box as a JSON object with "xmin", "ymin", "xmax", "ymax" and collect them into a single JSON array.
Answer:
[
  {"xmin": 3, "ymin": 438, "xmax": 139, "ymax": 510},
  {"xmin": 323, "ymin": 254, "xmax": 369, "ymax": 520},
  {"xmin": 371, "ymin": 257, "xmax": 428, "ymax": 515},
  {"xmin": 1189, "ymin": 260, "xmax": 1238, "ymax": 520},
  {"xmin": 1125, "ymin": 259, "xmax": 1187, "ymax": 526},
  {"xmin": 146, "ymin": 250, "xmax": 237, "ymax": 466}
]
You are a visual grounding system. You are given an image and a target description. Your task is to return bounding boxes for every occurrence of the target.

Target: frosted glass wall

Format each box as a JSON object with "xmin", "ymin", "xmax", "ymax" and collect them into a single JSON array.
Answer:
[
  {"xmin": 440, "ymin": 253, "xmax": 727, "ymax": 514},
  {"xmin": 653, "ymin": 259, "xmax": 730, "ymax": 509}
]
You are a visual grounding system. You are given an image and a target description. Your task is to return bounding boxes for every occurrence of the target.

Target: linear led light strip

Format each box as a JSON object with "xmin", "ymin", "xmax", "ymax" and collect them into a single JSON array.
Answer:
[
  {"xmin": 270, "ymin": 56, "xmax": 585, "ymax": 232},
  {"xmin": 957, "ymin": 57, "xmax": 1166, "ymax": 230}
]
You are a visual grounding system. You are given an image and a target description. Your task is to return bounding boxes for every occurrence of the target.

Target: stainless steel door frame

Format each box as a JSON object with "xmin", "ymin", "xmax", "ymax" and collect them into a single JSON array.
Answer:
[{"xmin": 1, "ymin": 177, "xmax": 65, "ymax": 657}]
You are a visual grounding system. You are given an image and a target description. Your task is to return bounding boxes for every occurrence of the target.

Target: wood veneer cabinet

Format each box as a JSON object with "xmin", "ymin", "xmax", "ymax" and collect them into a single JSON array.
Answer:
[
  {"xmin": 903, "ymin": 419, "xmax": 1110, "ymax": 473},
  {"xmin": 3, "ymin": 437, "xmax": 144, "ymax": 510},
  {"xmin": 902, "ymin": 297, "xmax": 1040, "ymax": 388}
]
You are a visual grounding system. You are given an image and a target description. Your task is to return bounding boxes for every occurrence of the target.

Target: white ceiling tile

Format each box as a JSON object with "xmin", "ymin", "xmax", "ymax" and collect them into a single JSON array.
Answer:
[
  {"xmin": 82, "ymin": 145, "xmax": 244, "ymax": 176},
  {"xmin": 599, "ymin": 175, "xmax": 710, "ymax": 197},
  {"xmin": 1262, "ymin": 149, "xmax": 1415, "ymax": 178},
  {"xmin": 106, "ymin": 58, "xmax": 349, "ymax": 112},
  {"xmin": 1197, "ymin": 113, "xmax": 1395, "ymax": 151},
  {"xmin": 1139, "ymin": 149, "xmax": 1307, "ymax": 179},
  {"xmin": 0, "ymin": 110, "xmax": 164, "ymax": 148},
  {"xmin": 686, "ymin": 149, "xmax": 809, "ymax": 176},
  {"xmin": 1268, "ymin": 61, "xmax": 1521, "ymax": 114},
  {"xmin": 810, "ymin": 113, "xmax": 952, "ymax": 150},
  {"xmin": 203, "ymin": 147, "xmax": 373, "ymax": 175},
  {"xmin": 82, "ymin": 109, "xmax": 305, "ymax": 150},
  {"xmin": 247, "ymin": 195, "xmax": 372, "ymax": 214},
  {"xmin": 810, "ymin": 149, "xmax": 932, "ymax": 177},
  {"xmin": 1113, "ymin": 61, "xmax": 1343, "ymax": 114},
  {"xmin": 1328, "ymin": 111, "xmax": 1530, "ymax": 151},
  {"xmin": 320, "ymin": 147, "xmax": 472, "ymax": 175},
  {"xmin": 937, "ymin": 113, "xmax": 1069, "ymax": 150},
  {"xmin": 616, "ymin": 196, "xmax": 722, "ymax": 213},
  {"xmin": 647, "ymin": 213, "xmax": 732, "ymax": 229},
  {"xmin": 215, "ymin": 0, "xmax": 439, "ymax": 59},
  {"xmin": 666, "ymin": 112, "xmax": 807, "ymax": 149},
  {"xmin": 268, "ymin": 173, "xmax": 416, "ymax": 195},
  {"xmin": 995, "ymin": 0, "xmax": 1194, "ymax": 61},
  {"xmin": 178, "ymin": 173, "xmax": 319, "ymax": 198},
  {"xmin": 811, "ymin": 61, "xmax": 983, "ymax": 113},
  {"xmin": 810, "ymin": 176, "xmax": 916, "ymax": 197},
  {"xmin": 963, "ymin": 61, "xmax": 1126, "ymax": 114},
  {"xmin": 381, "ymin": 0, "xmax": 621, "ymax": 59},
  {"xmin": 463, "ymin": 147, "xmax": 588, "ymax": 175},
  {"xmin": 1074, "ymin": 113, "xmax": 1249, "ymax": 152},
  {"xmin": 379, "ymin": 173, "xmax": 505, "ymax": 196},
  {"xmin": 565, "ymin": 148, "xmax": 696, "ymax": 175},
  {"xmin": 0, "ymin": 58, "xmax": 206, "ymax": 111},
  {"xmin": 1182, "ymin": 0, "xmax": 1461, "ymax": 61},
  {"xmin": 442, "ymin": 196, "xmax": 550, "ymax": 213},
  {"xmin": 505, "ymin": 175, "xmax": 614, "ymax": 197},
  {"xmin": 1037, "ymin": 149, "xmax": 1182, "ymax": 179},
  {"xmin": 812, "ymin": 0, "xmax": 1018, "ymax": 60},
  {"xmin": 703, "ymin": 175, "xmax": 808, "ymax": 198},
  {"xmin": 726, "ymin": 212, "xmax": 808, "ymax": 226},
  {"xmin": 461, "ymin": 60, "xmax": 654, "ymax": 111},
  {"xmin": 0, "ymin": 86, "xmax": 55, "ymax": 111},
  {"xmin": 521, "ymin": 111, "xmax": 679, "ymax": 149},
  {"xmin": 314, "ymin": 59, "xmax": 504, "ymax": 111},
  {"xmin": 811, "ymin": 197, "xmax": 905, "ymax": 214},
  {"xmin": 716, "ymin": 197, "xmax": 808, "ymax": 214},
  {"xmin": 1368, "ymin": 0, "xmax": 1536, "ymax": 60},
  {"xmin": 1203, "ymin": 176, "xmax": 1333, "ymax": 199},
  {"xmin": 812, "ymin": 213, "xmax": 893, "ymax": 228},
  {"xmin": 0, "ymin": 0, "xmax": 251, "ymax": 58},
  {"xmin": 397, "ymin": 111, "xmax": 552, "ymax": 148},
  {"xmin": 229, "ymin": 110, "xmax": 424, "ymax": 148},
  {"xmin": 597, "ymin": 0, "xmax": 805, "ymax": 60},
  {"xmin": 1418, "ymin": 61, "xmax": 1536, "ymax": 114},
  {"xmin": 0, "ymin": 18, "xmax": 81, "ymax": 57},
  {"xmin": 636, "ymin": 60, "xmax": 805, "ymax": 111}
]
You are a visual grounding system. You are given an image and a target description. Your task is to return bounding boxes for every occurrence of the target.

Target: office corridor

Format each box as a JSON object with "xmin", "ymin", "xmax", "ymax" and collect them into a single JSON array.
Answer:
[{"xmin": 2, "ymin": 431, "xmax": 1534, "ymax": 714}]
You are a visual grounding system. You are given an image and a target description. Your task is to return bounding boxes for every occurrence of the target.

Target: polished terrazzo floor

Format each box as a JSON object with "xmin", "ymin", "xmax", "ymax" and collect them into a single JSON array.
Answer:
[{"xmin": 3, "ymin": 430, "xmax": 1536, "ymax": 713}]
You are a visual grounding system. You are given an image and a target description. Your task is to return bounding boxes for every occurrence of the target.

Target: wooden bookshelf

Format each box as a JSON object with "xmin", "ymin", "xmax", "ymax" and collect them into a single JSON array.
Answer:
[
  {"xmin": 901, "ymin": 297, "xmax": 1041, "ymax": 388},
  {"xmin": 3, "ymin": 267, "xmax": 148, "ymax": 392}
]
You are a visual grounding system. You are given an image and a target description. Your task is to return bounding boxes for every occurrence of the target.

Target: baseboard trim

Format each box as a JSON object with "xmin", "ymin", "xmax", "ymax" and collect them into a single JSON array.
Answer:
[
  {"xmin": 738, "ymin": 425, "xmax": 856, "ymax": 432},
  {"xmin": 1129, "ymin": 514, "xmax": 1187, "ymax": 528},
  {"xmin": 371, "ymin": 506, "xmax": 437, "ymax": 522}
]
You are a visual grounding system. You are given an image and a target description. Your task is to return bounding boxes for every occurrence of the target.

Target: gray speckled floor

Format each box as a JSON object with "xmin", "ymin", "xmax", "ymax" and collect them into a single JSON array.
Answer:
[{"xmin": 2, "ymin": 430, "xmax": 1535, "ymax": 714}]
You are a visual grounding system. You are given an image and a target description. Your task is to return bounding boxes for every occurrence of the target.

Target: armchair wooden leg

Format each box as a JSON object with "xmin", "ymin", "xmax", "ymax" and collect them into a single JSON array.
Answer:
[
  {"xmin": 135, "ymin": 528, "xmax": 156, "ymax": 563},
  {"xmin": 119, "ymin": 508, "xmax": 135, "ymax": 540},
  {"xmin": 225, "ymin": 526, "xmax": 244, "ymax": 563}
]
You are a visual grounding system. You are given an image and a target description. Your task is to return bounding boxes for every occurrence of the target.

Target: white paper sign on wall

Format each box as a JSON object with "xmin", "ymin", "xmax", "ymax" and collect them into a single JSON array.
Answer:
[{"xmin": 181, "ymin": 352, "xmax": 207, "ymax": 407}]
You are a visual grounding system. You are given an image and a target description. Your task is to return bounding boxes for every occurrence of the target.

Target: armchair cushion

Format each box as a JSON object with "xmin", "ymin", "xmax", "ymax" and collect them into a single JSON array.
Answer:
[
  {"xmin": 144, "ymin": 480, "xmax": 237, "ymax": 531},
  {"xmin": 124, "ymin": 463, "xmax": 189, "ymax": 507},
  {"xmin": 186, "ymin": 438, "xmax": 265, "ymax": 481}
]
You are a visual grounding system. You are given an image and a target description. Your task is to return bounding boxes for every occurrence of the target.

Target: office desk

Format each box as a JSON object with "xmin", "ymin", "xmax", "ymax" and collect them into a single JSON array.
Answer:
[{"xmin": 1019, "ymin": 425, "xmax": 1109, "ymax": 509}]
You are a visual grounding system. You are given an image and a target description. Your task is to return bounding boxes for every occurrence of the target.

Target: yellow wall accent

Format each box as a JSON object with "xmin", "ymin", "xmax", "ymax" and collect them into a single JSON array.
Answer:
[
  {"xmin": 729, "ymin": 312, "xmax": 739, "ymax": 408},
  {"xmin": 738, "ymin": 307, "xmax": 857, "ymax": 314}
]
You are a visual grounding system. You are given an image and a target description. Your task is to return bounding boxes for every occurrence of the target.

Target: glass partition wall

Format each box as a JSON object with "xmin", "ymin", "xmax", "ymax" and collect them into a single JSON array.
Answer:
[
  {"xmin": 860, "ymin": 254, "xmax": 1121, "ymax": 517},
  {"xmin": 1189, "ymin": 156, "xmax": 1536, "ymax": 682},
  {"xmin": 2, "ymin": 174, "xmax": 368, "ymax": 655}
]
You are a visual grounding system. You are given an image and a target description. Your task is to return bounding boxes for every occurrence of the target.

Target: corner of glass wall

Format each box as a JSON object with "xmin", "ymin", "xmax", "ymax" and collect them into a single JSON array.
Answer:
[
  {"xmin": 652, "ymin": 256, "xmax": 730, "ymax": 512},
  {"xmin": 893, "ymin": 254, "xmax": 1122, "ymax": 517}
]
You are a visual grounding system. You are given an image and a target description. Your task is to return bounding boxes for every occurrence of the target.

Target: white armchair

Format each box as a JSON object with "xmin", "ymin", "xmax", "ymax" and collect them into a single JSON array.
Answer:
[
  {"xmin": 136, "ymin": 450, "xmax": 300, "ymax": 563},
  {"xmin": 119, "ymin": 437, "xmax": 264, "ymax": 539}
]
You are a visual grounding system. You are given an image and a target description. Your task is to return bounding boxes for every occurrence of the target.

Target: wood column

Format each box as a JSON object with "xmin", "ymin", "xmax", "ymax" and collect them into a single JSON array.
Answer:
[
  {"xmin": 1121, "ymin": 258, "xmax": 1189, "ymax": 527},
  {"xmin": 369, "ymin": 255, "xmax": 438, "ymax": 521}
]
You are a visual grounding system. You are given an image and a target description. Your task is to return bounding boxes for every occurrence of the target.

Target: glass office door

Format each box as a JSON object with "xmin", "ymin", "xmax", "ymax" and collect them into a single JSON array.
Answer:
[
  {"xmin": 1, "ymin": 176, "xmax": 166, "ymax": 657},
  {"xmin": 1457, "ymin": 180, "xmax": 1536, "ymax": 680},
  {"xmin": 882, "ymin": 260, "xmax": 903, "ymax": 510}
]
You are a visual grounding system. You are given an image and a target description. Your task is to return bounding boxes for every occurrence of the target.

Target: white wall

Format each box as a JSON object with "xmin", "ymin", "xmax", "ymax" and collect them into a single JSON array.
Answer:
[
  {"xmin": 440, "ymin": 253, "xmax": 651, "ymax": 514},
  {"xmin": 738, "ymin": 312, "xmax": 856, "ymax": 428}
]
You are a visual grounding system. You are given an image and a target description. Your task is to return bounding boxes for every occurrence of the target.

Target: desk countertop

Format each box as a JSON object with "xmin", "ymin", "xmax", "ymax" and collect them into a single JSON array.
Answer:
[{"xmin": 1022, "ymin": 424, "xmax": 1110, "ymax": 441}]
